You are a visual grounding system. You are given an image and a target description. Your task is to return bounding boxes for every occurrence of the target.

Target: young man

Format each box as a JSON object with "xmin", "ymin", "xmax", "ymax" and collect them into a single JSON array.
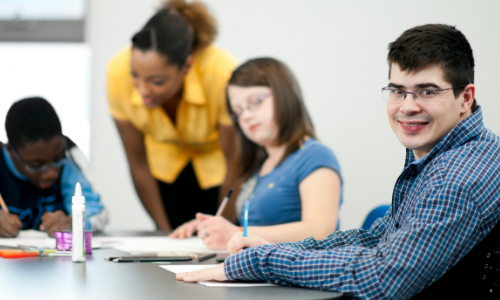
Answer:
[
  {"xmin": 0, "ymin": 97, "xmax": 107, "ymax": 237},
  {"xmin": 176, "ymin": 24, "xmax": 500, "ymax": 298}
]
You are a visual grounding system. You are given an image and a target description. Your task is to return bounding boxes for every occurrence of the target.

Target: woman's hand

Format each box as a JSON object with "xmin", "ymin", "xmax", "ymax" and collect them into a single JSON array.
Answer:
[
  {"xmin": 227, "ymin": 232, "xmax": 271, "ymax": 255},
  {"xmin": 196, "ymin": 213, "xmax": 240, "ymax": 250},
  {"xmin": 169, "ymin": 219, "xmax": 199, "ymax": 239},
  {"xmin": 176, "ymin": 264, "xmax": 228, "ymax": 282}
]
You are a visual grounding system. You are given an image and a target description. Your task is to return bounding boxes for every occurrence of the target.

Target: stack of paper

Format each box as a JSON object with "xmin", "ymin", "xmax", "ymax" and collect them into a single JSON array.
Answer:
[
  {"xmin": 160, "ymin": 265, "xmax": 277, "ymax": 287},
  {"xmin": 0, "ymin": 230, "xmax": 55, "ymax": 249},
  {"xmin": 92, "ymin": 236, "xmax": 228, "ymax": 254},
  {"xmin": 0, "ymin": 231, "xmax": 226, "ymax": 255}
]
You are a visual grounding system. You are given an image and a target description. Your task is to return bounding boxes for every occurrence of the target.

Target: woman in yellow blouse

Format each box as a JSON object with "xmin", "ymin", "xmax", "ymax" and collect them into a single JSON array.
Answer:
[{"xmin": 107, "ymin": 0, "xmax": 238, "ymax": 231}]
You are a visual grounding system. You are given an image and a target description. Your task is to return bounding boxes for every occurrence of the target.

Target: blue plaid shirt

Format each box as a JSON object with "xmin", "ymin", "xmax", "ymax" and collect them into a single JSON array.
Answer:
[{"xmin": 224, "ymin": 107, "xmax": 500, "ymax": 299}]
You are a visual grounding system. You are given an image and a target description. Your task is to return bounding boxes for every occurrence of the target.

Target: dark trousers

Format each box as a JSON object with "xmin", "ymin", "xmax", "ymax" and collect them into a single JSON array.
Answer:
[{"xmin": 157, "ymin": 163, "xmax": 219, "ymax": 229}]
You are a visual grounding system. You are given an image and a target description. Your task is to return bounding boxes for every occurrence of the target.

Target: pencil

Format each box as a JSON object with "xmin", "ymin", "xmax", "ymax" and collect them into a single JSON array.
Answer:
[
  {"xmin": 0, "ymin": 192, "xmax": 9, "ymax": 213},
  {"xmin": 215, "ymin": 188, "xmax": 233, "ymax": 216}
]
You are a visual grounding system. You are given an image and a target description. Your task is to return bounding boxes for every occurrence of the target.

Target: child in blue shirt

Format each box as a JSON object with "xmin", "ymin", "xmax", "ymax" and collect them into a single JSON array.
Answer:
[
  {"xmin": 0, "ymin": 97, "xmax": 107, "ymax": 237},
  {"xmin": 171, "ymin": 58, "xmax": 343, "ymax": 250}
]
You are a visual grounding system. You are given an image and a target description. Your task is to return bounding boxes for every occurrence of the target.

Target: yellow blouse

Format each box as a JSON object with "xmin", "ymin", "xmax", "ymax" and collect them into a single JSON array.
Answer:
[{"xmin": 107, "ymin": 46, "xmax": 237, "ymax": 189}]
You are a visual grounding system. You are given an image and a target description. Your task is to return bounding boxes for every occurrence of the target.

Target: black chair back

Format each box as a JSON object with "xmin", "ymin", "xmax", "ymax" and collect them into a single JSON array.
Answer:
[{"xmin": 412, "ymin": 220, "xmax": 500, "ymax": 299}]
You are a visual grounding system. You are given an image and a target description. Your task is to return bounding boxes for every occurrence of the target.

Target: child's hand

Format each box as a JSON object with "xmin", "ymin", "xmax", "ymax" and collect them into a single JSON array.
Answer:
[
  {"xmin": 0, "ymin": 211, "xmax": 22, "ymax": 237},
  {"xmin": 40, "ymin": 210, "xmax": 72, "ymax": 237}
]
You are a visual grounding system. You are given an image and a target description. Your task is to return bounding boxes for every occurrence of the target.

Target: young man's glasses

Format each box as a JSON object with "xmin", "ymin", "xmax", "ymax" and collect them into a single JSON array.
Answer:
[
  {"xmin": 231, "ymin": 93, "xmax": 270, "ymax": 121},
  {"xmin": 9, "ymin": 145, "xmax": 68, "ymax": 174},
  {"xmin": 381, "ymin": 85, "xmax": 466, "ymax": 103}
]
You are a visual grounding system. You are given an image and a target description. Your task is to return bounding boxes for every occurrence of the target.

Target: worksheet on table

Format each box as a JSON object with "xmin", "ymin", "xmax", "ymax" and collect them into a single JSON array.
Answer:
[
  {"xmin": 160, "ymin": 265, "xmax": 278, "ymax": 287},
  {"xmin": 0, "ymin": 230, "xmax": 55, "ymax": 249},
  {"xmin": 92, "ymin": 236, "xmax": 228, "ymax": 254},
  {"xmin": 1, "ymin": 231, "xmax": 227, "ymax": 254}
]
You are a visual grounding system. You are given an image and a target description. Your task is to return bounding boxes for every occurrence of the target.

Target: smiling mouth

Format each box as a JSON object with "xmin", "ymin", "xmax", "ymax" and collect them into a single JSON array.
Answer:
[
  {"xmin": 400, "ymin": 122, "xmax": 428, "ymax": 126},
  {"xmin": 249, "ymin": 124, "xmax": 260, "ymax": 131},
  {"xmin": 398, "ymin": 121, "xmax": 429, "ymax": 132}
]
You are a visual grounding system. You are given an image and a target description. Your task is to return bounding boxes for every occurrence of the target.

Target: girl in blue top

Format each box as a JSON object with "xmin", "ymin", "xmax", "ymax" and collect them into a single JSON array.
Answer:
[{"xmin": 171, "ymin": 58, "xmax": 343, "ymax": 250}]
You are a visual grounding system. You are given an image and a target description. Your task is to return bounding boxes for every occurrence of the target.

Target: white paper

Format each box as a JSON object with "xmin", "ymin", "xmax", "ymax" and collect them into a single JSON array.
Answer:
[
  {"xmin": 159, "ymin": 265, "xmax": 278, "ymax": 287},
  {"xmin": 92, "ymin": 236, "xmax": 228, "ymax": 254},
  {"xmin": 18, "ymin": 229, "xmax": 49, "ymax": 239},
  {"xmin": 0, "ymin": 230, "xmax": 55, "ymax": 249},
  {"xmin": 160, "ymin": 264, "xmax": 219, "ymax": 274}
]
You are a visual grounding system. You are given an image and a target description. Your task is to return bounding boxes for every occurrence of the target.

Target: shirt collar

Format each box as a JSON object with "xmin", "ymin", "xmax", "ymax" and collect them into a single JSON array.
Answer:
[
  {"xmin": 182, "ymin": 65, "xmax": 206, "ymax": 105},
  {"xmin": 404, "ymin": 106, "xmax": 484, "ymax": 169},
  {"xmin": 2, "ymin": 145, "xmax": 28, "ymax": 181},
  {"xmin": 130, "ymin": 59, "xmax": 206, "ymax": 107}
]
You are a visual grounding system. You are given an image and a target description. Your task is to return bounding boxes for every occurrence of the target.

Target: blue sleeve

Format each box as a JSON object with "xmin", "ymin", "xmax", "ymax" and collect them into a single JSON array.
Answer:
[
  {"xmin": 276, "ymin": 210, "xmax": 390, "ymax": 250},
  {"xmin": 224, "ymin": 183, "xmax": 484, "ymax": 298},
  {"xmin": 60, "ymin": 158, "xmax": 103, "ymax": 229},
  {"xmin": 296, "ymin": 143, "xmax": 342, "ymax": 184}
]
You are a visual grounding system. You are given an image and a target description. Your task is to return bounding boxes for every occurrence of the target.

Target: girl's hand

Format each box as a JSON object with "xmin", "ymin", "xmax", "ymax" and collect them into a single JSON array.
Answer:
[
  {"xmin": 226, "ymin": 231, "xmax": 271, "ymax": 255},
  {"xmin": 196, "ymin": 213, "xmax": 240, "ymax": 250}
]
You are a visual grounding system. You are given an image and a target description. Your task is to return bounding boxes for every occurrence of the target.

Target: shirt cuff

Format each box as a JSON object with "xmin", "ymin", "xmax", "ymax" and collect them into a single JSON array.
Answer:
[{"xmin": 224, "ymin": 244, "xmax": 277, "ymax": 281}]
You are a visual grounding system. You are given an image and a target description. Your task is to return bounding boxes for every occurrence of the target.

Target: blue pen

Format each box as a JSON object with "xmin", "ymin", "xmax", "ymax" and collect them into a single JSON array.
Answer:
[{"xmin": 243, "ymin": 200, "xmax": 249, "ymax": 249}]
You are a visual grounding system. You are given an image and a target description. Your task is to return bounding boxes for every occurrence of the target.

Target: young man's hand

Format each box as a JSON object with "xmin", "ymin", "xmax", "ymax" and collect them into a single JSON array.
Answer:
[
  {"xmin": 0, "ymin": 211, "xmax": 22, "ymax": 237},
  {"xmin": 40, "ymin": 210, "xmax": 72, "ymax": 237},
  {"xmin": 227, "ymin": 232, "xmax": 271, "ymax": 255},
  {"xmin": 176, "ymin": 264, "xmax": 228, "ymax": 282}
]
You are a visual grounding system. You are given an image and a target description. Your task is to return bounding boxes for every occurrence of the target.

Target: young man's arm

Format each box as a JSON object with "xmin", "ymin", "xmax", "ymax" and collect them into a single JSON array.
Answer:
[
  {"xmin": 223, "ymin": 184, "xmax": 485, "ymax": 299},
  {"xmin": 275, "ymin": 210, "xmax": 390, "ymax": 251}
]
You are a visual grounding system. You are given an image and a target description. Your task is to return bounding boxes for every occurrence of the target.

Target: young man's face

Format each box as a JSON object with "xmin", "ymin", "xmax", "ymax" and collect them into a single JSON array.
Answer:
[
  {"xmin": 8, "ymin": 136, "xmax": 65, "ymax": 189},
  {"xmin": 387, "ymin": 63, "xmax": 474, "ymax": 159}
]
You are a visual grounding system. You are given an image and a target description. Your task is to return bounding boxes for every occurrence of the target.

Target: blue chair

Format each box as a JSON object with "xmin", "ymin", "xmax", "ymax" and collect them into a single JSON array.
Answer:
[{"xmin": 361, "ymin": 205, "xmax": 391, "ymax": 230}]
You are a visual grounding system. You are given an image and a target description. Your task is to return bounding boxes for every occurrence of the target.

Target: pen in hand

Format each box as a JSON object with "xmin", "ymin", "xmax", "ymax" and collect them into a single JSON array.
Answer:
[
  {"xmin": 243, "ymin": 200, "xmax": 249, "ymax": 249},
  {"xmin": 216, "ymin": 188, "xmax": 233, "ymax": 217}
]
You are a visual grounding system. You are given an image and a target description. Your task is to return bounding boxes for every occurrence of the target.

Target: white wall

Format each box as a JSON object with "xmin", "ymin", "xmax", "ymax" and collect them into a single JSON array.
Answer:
[
  {"xmin": 0, "ymin": 43, "xmax": 91, "ymax": 159},
  {"xmin": 87, "ymin": 0, "xmax": 500, "ymax": 231}
]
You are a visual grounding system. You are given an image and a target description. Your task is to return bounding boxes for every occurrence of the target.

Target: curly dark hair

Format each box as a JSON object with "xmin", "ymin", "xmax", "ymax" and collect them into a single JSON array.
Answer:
[
  {"xmin": 131, "ymin": 0, "xmax": 217, "ymax": 67},
  {"xmin": 5, "ymin": 97, "xmax": 62, "ymax": 148}
]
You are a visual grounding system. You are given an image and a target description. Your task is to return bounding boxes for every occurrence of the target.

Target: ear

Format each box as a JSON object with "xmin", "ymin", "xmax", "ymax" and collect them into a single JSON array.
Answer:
[
  {"xmin": 5, "ymin": 144, "xmax": 14, "ymax": 155},
  {"xmin": 180, "ymin": 55, "xmax": 194, "ymax": 75},
  {"xmin": 460, "ymin": 83, "xmax": 475, "ymax": 115}
]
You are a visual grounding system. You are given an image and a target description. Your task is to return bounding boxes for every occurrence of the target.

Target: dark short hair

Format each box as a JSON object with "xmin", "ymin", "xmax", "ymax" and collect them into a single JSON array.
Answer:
[
  {"xmin": 227, "ymin": 58, "xmax": 316, "ymax": 179},
  {"xmin": 5, "ymin": 97, "xmax": 62, "ymax": 148},
  {"xmin": 131, "ymin": 0, "xmax": 217, "ymax": 67},
  {"xmin": 388, "ymin": 24, "xmax": 478, "ymax": 112}
]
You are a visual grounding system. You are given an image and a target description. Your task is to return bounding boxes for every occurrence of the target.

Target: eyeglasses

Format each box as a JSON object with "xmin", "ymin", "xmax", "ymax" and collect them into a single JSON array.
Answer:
[
  {"xmin": 9, "ymin": 144, "xmax": 68, "ymax": 174},
  {"xmin": 231, "ymin": 93, "xmax": 270, "ymax": 121},
  {"xmin": 381, "ymin": 85, "xmax": 466, "ymax": 103}
]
